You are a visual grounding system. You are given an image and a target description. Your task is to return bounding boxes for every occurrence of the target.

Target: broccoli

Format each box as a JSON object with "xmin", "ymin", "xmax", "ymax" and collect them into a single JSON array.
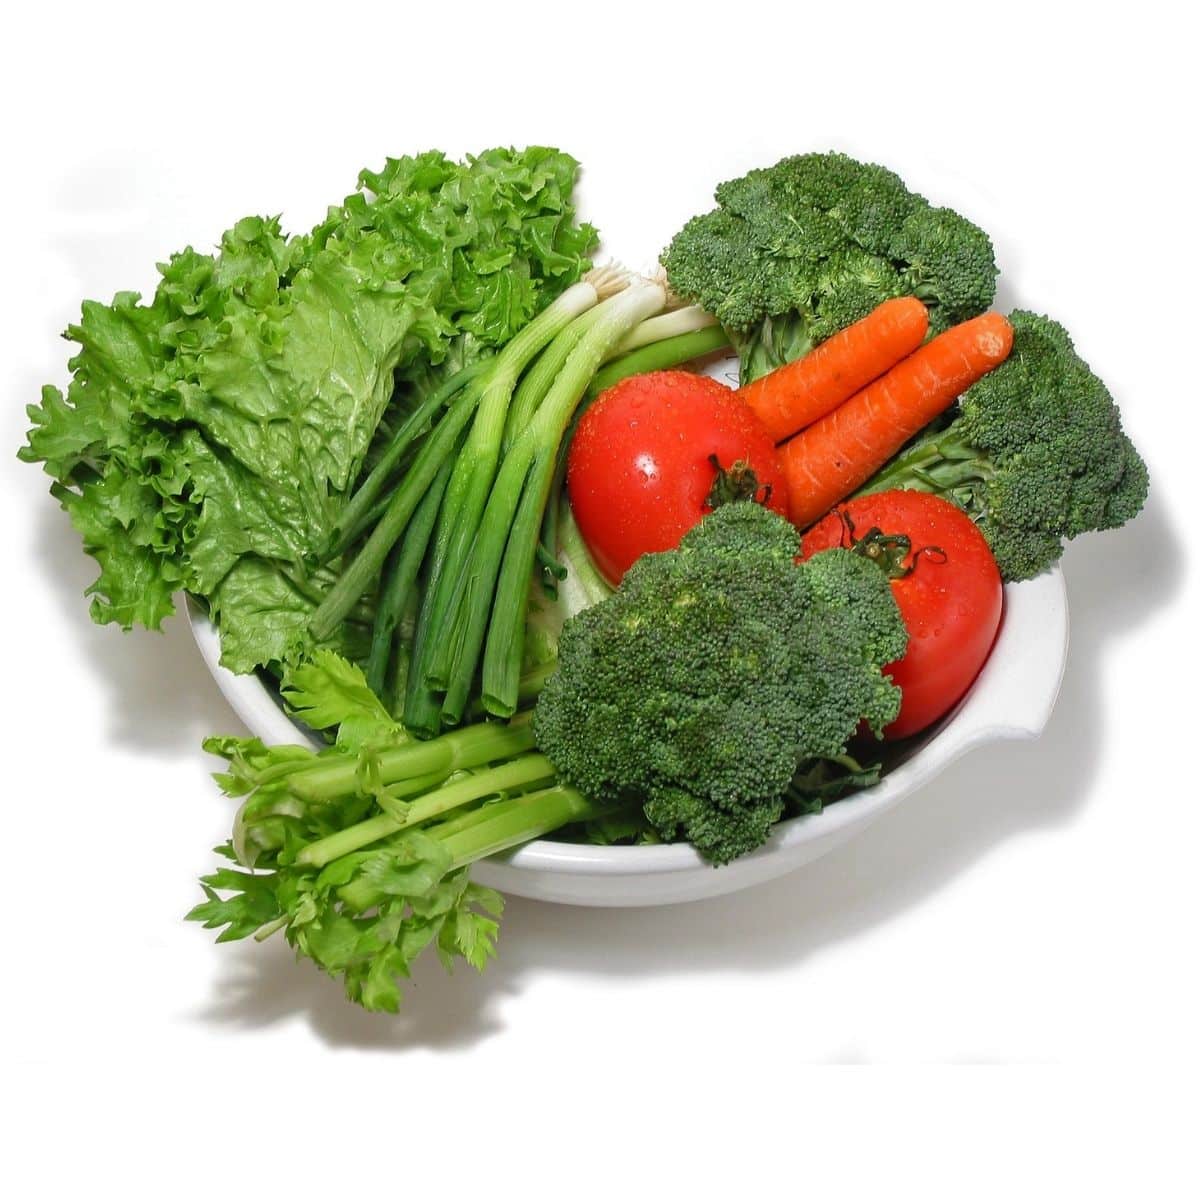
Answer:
[
  {"xmin": 857, "ymin": 311, "xmax": 1149, "ymax": 581},
  {"xmin": 661, "ymin": 152, "xmax": 998, "ymax": 383},
  {"xmin": 532, "ymin": 503, "xmax": 907, "ymax": 865}
]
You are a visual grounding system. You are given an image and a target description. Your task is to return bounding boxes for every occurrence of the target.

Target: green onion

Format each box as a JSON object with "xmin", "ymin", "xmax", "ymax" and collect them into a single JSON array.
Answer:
[
  {"xmin": 588, "ymin": 324, "xmax": 732, "ymax": 397},
  {"xmin": 364, "ymin": 451, "xmax": 456, "ymax": 697},
  {"xmin": 307, "ymin": 374, "xmax": 486, "ymax": 643},
  {"xmin": 605, "ymin": 304, "xmax": 718, "ymax": 358},
  {"xmin": 501, "ymin": 303, "xmax": 607, "ymax": 454},
  {"xmin": 403, "ymin": 271, "xmax": 625, "ymax": 731},
  {"xmin": 557, "ymin": 499, "xmax": 614, "ymax": 607},
  {"xmin": 426, "ymin": 282, "xmax": 666, "ymax": 723},
  {"xmin": 323, "ymin": 359, "xmax": 491, "ymax": 562}
]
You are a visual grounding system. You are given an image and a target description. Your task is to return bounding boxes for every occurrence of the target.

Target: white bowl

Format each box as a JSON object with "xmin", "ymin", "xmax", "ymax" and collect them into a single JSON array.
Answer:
[{"xmin": 186, "ymin": 568, "xmax": 1067, "ymax": 907}]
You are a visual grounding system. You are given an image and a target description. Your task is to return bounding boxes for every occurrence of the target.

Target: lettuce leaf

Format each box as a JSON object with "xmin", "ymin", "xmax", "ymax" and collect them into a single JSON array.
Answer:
[{"xmin": 22, "ymin": 147, "xmax": 597, "ymax": 672}]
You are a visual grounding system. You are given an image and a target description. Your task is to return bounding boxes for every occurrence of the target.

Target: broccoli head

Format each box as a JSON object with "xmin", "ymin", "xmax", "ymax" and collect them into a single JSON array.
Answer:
[
  {"xmin": 858, "ymin": 310, "xmax": 1149, "ymax": 580},
  {"xmin": 532, "ymin": 503, "xmax": 907, "ymax": 865},
  {"xmin": 661, "ymin": 151, "xmax": 998, "ymax": 383}
]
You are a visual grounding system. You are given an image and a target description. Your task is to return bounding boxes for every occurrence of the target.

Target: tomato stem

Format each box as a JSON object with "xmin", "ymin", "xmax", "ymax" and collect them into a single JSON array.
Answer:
[
  {"xmin": 834, "ymin": 508, "xmax": 946, "ymax": 580},
  {"xmin": 705, "ymin": 454, "xmax": 773, "ymax": 510}
]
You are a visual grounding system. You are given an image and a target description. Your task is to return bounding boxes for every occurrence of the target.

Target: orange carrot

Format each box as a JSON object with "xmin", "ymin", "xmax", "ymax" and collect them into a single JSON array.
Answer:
[
  {"xmin": 781, "ymin": 312, "xmax": 1014, "ymax": 529},
  {"xmin": 739, "ymin": 296, "xmax": 930, "ymax": 442}
]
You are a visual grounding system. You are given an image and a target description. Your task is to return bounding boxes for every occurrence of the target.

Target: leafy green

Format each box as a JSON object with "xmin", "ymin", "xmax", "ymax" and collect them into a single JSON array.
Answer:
[
  {"xmin": 189, "ymin": 833, "xmax": 504, "ymax": 1013},
  {"xmin": 786, "ymin": 753, "xmax": 885, "ymax": 815},
  {"xmin": 189, "ymin": 652, "xmax": 619, "ymax": 1012},
  {"xmin": 21, "ymin": 147, "xmax": 598, "ymax": 673},
  {"xmin": 281, "ymin": 649, "xmax": 400, "ymax": 751}
]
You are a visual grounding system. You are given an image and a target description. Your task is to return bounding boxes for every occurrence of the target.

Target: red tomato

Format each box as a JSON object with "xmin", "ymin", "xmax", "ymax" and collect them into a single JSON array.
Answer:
[
  {"xmin": 566, "ymin": 370, "xmax": 789, "ymax": 584},
  {"xmin": 802, "ymin": 491, "xmax": 1003, "ymax": 739}
]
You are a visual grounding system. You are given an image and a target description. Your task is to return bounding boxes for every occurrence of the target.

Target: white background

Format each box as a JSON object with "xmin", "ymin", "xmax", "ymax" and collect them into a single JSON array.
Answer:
[{"xmin": 3, "ymin": 0, "xmax": 1196, "ymax": 1194}]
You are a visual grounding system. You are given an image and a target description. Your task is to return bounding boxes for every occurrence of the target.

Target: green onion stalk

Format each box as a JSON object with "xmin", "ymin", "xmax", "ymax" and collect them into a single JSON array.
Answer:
[
  {"xmin": 400, "ymin": 267, "xmax": 629, "ymax": 732},
  {"xmin": 587, "ymin": 324, "xmax": 731, "ymax": 396},
  {"xmin": 604, "ymin": 303, "xmax": 719, "ymax": 358},
  {"xmin": 364, "ymin": 450, "xmax": 456, "ymax": 698},
  {"xmin": 322, "ymin": 358, "xmax": 492, "ymax": 563},
  {"xmin": 425, "ymin": 281, "xmax": 668, "ymax": 727},
  {"xmin": 501, "ymin": 304, "xmax": 608, "ymax": 454},
  {"xmin": 309, "ymin": 269, "xmax": 623, "ymax": 646},
  {"xmin": 555, "ymin": 499, "xmax": 614, "ymax": 608}
]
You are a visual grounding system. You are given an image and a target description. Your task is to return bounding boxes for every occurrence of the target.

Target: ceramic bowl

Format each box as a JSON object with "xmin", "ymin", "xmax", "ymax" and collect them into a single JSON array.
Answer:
[{"xmin": 186, "ymin": 567, "xmax": 1067, "ymax": 907}]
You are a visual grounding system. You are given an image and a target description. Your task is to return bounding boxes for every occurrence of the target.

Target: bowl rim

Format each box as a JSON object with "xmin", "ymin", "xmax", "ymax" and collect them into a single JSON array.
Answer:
[{"xmin": 185, "ymin": 565, "xmax": 1068, "ymax": 877}]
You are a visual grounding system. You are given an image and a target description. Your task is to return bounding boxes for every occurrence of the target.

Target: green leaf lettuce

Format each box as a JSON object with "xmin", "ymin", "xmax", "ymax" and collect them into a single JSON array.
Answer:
[{"xmin": 22, "ymin": 147, "xmax": 597, "ymax": 672}]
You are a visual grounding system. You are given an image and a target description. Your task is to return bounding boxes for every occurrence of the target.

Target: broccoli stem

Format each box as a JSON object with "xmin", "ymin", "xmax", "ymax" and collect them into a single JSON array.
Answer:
[
  {"xmin": 365, "ymin": 452, "xmax": 456, "ymax": 697},
  {"xmin": 295, "ymin": 752, "xmax": 556, "ymax": 868},
  {"xmin": 323, "ymin": 359, "xmax": 490, "ymax": 562},
  {"xmin": 287, "ymin": 715, "xmax": 536, "ymax": 804},
  {"xmin": 853, "ymin": 426, "xmax": 992, "ymax": 503}
]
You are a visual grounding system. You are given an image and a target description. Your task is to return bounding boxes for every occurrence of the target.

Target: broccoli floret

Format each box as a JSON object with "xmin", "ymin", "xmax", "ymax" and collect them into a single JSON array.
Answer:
[
  {"xmin": 857, "ymin": 311, "xmax": 1150, "ymax": 580},
  {"xmin": 664, "ymin": 209, "xmax": 779, "ymax": 330},
  {"xmin": 891, "ymin": 205, "xmax": 999, "ymax": 332},
  {"xmin": 810, "ymin": 159, "xmax": 917, "ymax": 256},
  {"xmin": 809, "ymin": 246, "xmax": 907, "ymax": 340},
  {"xmin": 532, "ymin": 503, "xmax": 907, "ymax": 866},
  {"xmin": 662, "ymin": 151, "xmax": 998, "ymax": 383}
]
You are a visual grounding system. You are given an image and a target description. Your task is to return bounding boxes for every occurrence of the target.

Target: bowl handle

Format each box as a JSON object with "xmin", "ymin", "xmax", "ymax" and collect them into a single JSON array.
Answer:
[{"xmin": 933, "ymin": 568, "xmax": 1070, "ymax": 764}]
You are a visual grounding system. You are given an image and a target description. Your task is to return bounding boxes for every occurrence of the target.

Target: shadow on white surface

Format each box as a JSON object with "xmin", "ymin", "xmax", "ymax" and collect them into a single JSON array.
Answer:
[
  {"xmin": 191, "ymin": 498, "xmax": 1181, "ymax": 1052},
  {"xmin": 31, "ymin": 505, "xmax": 248, "ymax": 754}
]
